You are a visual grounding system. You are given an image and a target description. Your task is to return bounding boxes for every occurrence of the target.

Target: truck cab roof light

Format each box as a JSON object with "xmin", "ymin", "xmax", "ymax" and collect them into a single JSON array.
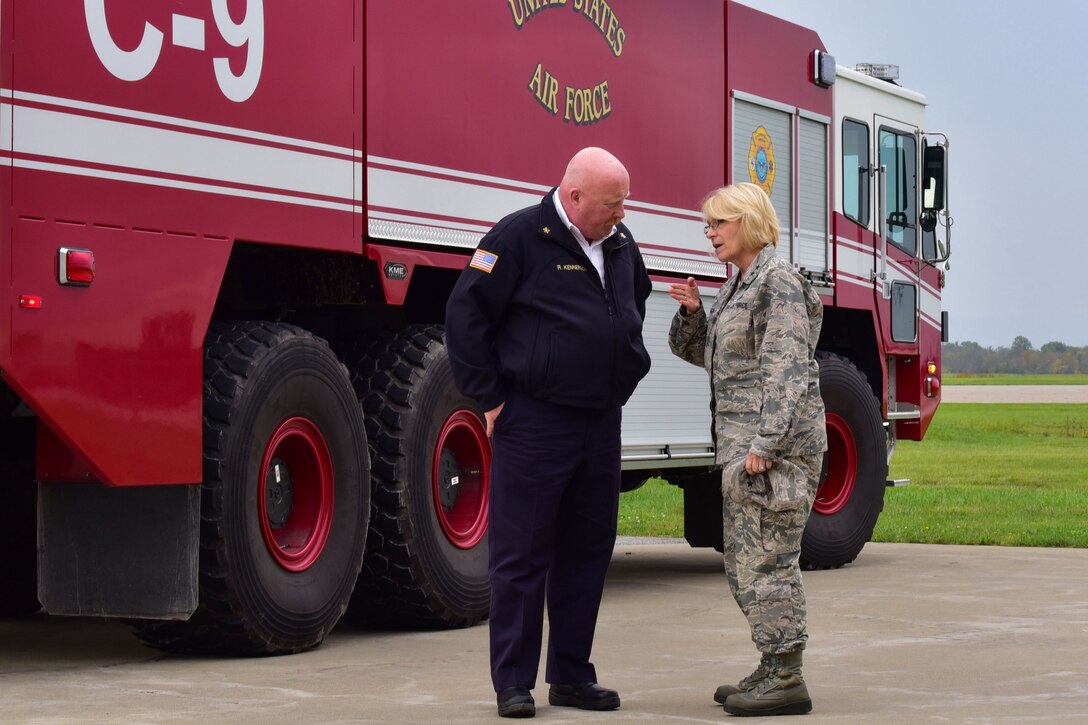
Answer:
[{"xmin": 855, "ymin": 63, "xmax": 900, "ymax": 83}]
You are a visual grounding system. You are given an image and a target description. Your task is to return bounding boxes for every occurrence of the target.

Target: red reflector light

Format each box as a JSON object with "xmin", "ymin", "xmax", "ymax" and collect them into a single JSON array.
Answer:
[
  {"xmin": 19, "ymin": 295, "xmax": 43, "ymax": 309},
  {"xmin": 925, "ymin": 375, "xmax": 941, "ymax": 398},
  {"xmin": 58, "ymin": 247, "xmax": 95, "ymax": 286}
]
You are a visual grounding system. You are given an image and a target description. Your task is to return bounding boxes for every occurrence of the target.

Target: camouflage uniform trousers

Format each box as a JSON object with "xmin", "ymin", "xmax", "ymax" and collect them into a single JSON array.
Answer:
[{"xmin": 722, "ymin": 454, "xmax": 822, "ymax": 654}]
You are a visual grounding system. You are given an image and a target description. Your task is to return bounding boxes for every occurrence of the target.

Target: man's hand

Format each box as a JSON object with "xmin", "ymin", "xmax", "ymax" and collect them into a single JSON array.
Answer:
[{"xmin": 485, "ymin": 403, "xmax": 505, "ymax": 438}]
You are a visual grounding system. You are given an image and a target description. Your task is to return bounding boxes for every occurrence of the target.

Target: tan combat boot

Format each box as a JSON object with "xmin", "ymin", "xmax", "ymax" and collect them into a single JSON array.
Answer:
[
  {"xmin": 723, "ymin": 649, "xmax": 812, "ymax": 716},
  {"xmin": 713, "ymin": 653, "xmax": 771, "ymax": 704}
]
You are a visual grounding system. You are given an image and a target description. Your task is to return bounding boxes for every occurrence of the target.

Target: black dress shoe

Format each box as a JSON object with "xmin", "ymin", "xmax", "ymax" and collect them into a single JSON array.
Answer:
[
  {"xmin": 548, "ymin": 682, "xmax": 621, "ymax": 711},
  {"xmin": 497, "ymin": 686, "xmax": 535, "ymax": 718}
]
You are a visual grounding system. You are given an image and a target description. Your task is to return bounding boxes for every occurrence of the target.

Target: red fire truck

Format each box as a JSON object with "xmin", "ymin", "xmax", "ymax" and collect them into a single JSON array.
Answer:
[{"xmin": 0, "ymin": 0, "xmax": 950, "ymax": 654}]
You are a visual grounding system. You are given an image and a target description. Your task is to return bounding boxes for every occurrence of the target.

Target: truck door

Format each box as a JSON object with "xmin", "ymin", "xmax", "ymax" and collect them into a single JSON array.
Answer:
[{"xmin": 873, "ymin": 115, "xmax": 921, "ymax": 354}]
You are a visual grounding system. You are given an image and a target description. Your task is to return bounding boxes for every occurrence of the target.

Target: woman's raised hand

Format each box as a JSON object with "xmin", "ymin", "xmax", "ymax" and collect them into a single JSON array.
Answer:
[{"xmin": 668, "ymin": 276, "xmax": 702, "ymax": 315}]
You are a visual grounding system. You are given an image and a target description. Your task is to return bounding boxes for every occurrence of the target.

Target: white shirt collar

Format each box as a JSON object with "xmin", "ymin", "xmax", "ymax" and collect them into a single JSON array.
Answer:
[{"xmin": 552, "ymin": 189, "xmax": 614, "ymax": 245}]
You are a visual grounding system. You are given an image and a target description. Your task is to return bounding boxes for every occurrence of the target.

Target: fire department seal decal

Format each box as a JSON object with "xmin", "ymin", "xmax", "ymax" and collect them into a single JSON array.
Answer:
[{"xmin": 747, "ymin": 126, "xmax": 776, "ymax": 195}]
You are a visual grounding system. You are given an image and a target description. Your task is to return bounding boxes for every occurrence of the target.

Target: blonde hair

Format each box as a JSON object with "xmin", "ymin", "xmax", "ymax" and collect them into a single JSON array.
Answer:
[{"xmin": 702, "ymin": 183, "xmax": 779, "ymax": 250}]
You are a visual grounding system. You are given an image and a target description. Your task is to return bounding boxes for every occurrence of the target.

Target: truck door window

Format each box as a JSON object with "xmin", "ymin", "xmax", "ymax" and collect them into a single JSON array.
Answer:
[
  {"xmin": 878, "ymin": 129, "xmax": 917, "ymax": 256},
  {"xmin": 891, "ymin": 281, "xmax": 918, "ymax": 342},
  {"xmin": 842, "ymin": 119, "xmax": 869, "ymax": 227}
]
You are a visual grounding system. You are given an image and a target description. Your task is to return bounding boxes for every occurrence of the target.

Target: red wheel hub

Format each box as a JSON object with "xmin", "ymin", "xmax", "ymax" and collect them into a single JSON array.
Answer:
[
  {"xmin": 258, "ymin": 417, "xmax": 335, "ymax": 571},
  {"xmin": 815, "ymin": 412, "xmax": 857, "ymax": 515},
  {"xmin": 432, "ymin": 410, "xmax": 490, "ymax": 549}
]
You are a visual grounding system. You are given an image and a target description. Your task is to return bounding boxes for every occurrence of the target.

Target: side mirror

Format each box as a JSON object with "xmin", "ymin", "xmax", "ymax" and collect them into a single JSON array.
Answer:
[
  {"xmin": 922, "ymin": 145, "xmax": 946, "ymax": 211},
  {"xmin": 920, "ymin": 136, "xmax": 951, "ymax": 264},
  {"xmin": 919, "ymin": 209, "xmax": 938, "ymax": 233}
]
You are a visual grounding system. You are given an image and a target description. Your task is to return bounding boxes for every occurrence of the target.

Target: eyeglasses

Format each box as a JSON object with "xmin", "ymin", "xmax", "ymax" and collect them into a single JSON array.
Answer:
[{"xmin": 703, "ymin": 219, "xmax": 726, "ymax": 234}]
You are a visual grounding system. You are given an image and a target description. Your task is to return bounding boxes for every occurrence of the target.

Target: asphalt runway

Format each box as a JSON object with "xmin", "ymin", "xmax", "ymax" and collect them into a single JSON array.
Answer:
[
  {"xmin": 941, "ymin": 384, "xmax": 1088, "ymax": 403},
  {"xmin": 3, "ymin": 541, "xmax": 1087, "ymax": 724}
]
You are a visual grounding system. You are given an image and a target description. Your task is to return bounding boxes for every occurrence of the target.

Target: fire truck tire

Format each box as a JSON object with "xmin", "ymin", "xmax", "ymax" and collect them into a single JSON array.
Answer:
[
  {"xmin": 132, "ymin": 321, "xmax": 369, "ymax": 655},
  {"xmin": 340, "ymin": 325, "xmax": 490, "ymax": 629},
  {"xmin": 801, "ymin": 353, "xmax": 887, "ymax": 569}
]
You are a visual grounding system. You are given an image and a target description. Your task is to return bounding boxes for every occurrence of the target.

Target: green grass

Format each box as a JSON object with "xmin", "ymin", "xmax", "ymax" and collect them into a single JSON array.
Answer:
[
  {"xmin": 616, "ymin": 477, "xmax": 684, "ymax": 537},
  {"xmin": 618, "ymin": 403, "xmax": 1088, "ymax": 548},
  {"xmin": 875, "ymin": 403, "xmax": 1088, "ymax": 546},
  {"xmin": 944, "ymin": 373, "xmax": 1088, "ymax": 385}
]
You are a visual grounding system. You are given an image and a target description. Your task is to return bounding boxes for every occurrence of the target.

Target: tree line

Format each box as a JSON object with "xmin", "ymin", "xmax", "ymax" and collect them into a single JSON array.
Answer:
[{"xmin": 943, "ymin": 338, "xmax": 1088, "ymax": 374}]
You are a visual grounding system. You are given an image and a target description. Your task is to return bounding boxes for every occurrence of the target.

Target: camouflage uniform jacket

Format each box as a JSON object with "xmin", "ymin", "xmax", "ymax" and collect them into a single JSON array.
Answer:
[{"xmin": 668, "ymin": 245, "xmax": 827, "ymax": 464}]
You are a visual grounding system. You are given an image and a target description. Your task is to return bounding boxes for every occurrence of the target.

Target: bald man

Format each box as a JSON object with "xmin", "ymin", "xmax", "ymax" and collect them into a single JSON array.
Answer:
[{"xmin": 446, "ymin": 147, "xmax": 652, "ymax": 718}]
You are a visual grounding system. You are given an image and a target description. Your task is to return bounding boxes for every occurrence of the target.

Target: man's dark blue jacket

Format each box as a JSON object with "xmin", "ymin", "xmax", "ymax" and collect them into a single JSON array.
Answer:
[{"xmin": 445, "ymin": 190, "xmax": 652, "ymax": 411}]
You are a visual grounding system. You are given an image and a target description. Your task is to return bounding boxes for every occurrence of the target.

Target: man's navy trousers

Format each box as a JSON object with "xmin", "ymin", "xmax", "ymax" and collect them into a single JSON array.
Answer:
[{"xmin": 487, "ymin": 392, "xmax": 622, "ymax": 692}]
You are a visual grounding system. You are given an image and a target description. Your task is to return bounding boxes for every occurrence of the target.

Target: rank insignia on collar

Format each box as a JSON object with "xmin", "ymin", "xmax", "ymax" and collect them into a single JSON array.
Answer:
[
  {"xmin": 620, "ymin": 233, "xmax": 627, "ymax": 239},
  {"xmin": 542, "ymin": 226, "xmax": 551, "ymax": 234}
]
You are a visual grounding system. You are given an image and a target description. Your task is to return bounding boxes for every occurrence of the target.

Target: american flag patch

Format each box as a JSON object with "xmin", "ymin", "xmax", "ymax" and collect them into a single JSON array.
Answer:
[{"xmin": 469, "ymin": 248, "xmax": 499, "ymax": 273}]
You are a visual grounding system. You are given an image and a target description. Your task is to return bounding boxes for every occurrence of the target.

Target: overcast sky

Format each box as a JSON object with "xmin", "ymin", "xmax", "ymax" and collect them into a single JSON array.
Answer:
[{"xmin": 742, "ymin": 0, "xmax": 1088, "ymax": 348}]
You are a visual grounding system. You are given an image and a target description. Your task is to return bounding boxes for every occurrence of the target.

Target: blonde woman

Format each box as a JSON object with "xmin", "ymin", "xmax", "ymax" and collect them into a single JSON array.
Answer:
[{"xmin": 668, "ymin": 183, "xmax": 826, "ymax": 716}]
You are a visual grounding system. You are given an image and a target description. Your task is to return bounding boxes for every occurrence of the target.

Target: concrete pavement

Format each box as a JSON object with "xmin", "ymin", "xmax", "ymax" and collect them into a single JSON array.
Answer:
[{"xmin": 2, "ymin": 541, "xmax": 1087, "ymax": 723}]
